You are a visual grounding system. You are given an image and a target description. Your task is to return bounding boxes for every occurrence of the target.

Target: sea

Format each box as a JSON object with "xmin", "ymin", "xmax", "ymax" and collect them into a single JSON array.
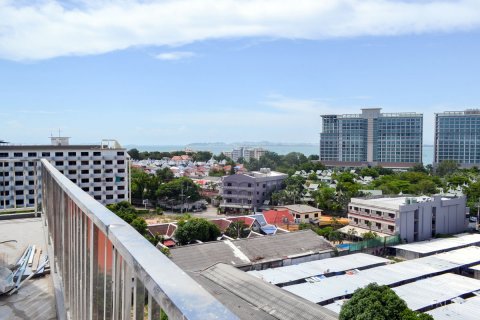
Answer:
[{"xmin": 126, "ymin": 144, "xmax": 435, "ymax": 165}]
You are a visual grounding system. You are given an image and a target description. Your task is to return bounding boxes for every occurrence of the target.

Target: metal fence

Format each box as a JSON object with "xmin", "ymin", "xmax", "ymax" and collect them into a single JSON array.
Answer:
[
  {"xmin": 41, "ymin": 159, "xmax": 237, "ymax": 320},
  {"xmin": 348, "ymin": 235, "xmax": 401, "ymax": 252}
]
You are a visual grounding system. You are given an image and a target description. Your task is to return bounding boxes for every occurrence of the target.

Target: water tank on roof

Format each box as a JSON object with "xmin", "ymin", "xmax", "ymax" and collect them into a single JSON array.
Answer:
[{"xmin": 260, "ymin": 168, "xmax": 271, "ymax": 174}]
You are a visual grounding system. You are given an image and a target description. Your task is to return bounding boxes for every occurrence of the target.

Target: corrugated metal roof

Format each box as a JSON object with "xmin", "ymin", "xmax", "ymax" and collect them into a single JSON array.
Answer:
[
  {"xmin": 247, "ymin": 253, "xmax": 390, "ymax": 285},
  {"xmin": 427, "ymin": 295, "xmax": 480, "ymax": 320},
  {"xmin": 200, "ymin": 263, "xmax": 339, "ymax": 320},
  {"xmin": 392, "ymin": 233, "xmax": 480, "ymax": 254},
  {"xmin": 393, "ymin": 273, "xmax": 480, "ymax": 311},
  {"xmin": 470, "ymin": 264, "xmax": 480, "ymax": 271},
  {"xmin": 283, "ymin": 246, "xmax": 480, "ymax": 304},
  {"xmin": 170, "ymin": 230, "xmax": 335, "ymax": 272},
  {"xmin": 324, "ymin": 274, "xmax": 480, "ymax": 314}
]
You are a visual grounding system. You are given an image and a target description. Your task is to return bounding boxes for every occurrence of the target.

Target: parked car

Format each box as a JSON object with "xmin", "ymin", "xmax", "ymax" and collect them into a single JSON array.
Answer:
[{"xmin": 469, "ymin": 216, "xmax": 478, "ymax": 223}]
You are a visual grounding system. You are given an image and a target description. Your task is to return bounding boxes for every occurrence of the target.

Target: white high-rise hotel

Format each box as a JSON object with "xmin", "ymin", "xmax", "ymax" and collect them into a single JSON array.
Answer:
[{"xmin": 0, "ymin": 137, "xmax": 130, "ymax": 210}]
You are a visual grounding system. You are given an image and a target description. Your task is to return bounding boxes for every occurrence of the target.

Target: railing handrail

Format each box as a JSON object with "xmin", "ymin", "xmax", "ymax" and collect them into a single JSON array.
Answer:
[{"xmin": 41, "ymin": 159, "xmax": 237, "ymax": 320}]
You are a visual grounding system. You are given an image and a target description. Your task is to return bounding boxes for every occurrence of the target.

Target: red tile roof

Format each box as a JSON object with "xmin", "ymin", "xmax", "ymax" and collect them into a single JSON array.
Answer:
[
  {"xmin": 263, "ymin": 209, "xmax": 294, "ymax": 226},
  {"xmin": 163, "ymin": 239, "xmax": 176, "ymax": 247},
  {"xmin": 147, "ymin": 223, "xmax": 177, "ymax": 237},
  {"xmin": 209, "ymin": 219, "xmax": 232, "ymax": 232},
  {"xmin": 227, "ymin": 216, "xmax": 255, "ymax": 228}
]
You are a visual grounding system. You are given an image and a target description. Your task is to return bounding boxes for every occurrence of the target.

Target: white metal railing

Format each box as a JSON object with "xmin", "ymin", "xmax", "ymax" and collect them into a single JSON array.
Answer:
[{"xmin": 41, "ymin": 159, "xmax": 237, "ymax": 320}]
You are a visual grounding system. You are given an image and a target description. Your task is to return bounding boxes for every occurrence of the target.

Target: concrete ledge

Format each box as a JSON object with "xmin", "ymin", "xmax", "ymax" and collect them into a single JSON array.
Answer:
[{"xmin": 0, "ymin": 212, "xmax": 37, "ymax": 220}]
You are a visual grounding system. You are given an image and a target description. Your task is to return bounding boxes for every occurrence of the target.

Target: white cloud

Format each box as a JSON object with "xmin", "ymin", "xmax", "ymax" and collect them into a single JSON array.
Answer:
[
  {"xmin": 1, "ymin": 0, "xmax": 480, "ymax": 60},
  {"xmin": 155, "ymin": 51, "xmax": 195, "ymax": 60}
]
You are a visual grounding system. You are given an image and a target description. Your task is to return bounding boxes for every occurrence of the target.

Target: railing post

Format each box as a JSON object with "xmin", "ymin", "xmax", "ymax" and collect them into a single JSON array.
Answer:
[{"xmin": 40, "ymin": 159, "xmax": 238, "ymax": 320}]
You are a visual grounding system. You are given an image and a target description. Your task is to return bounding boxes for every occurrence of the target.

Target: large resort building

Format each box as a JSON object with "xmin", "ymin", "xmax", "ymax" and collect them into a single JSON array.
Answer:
[
  {"xmin": 0, "ymin": 137, "xmax": 130, "ymax": 210},
  {"xmin": 319, "ymin": 108, "xmax": 423, "ymax": 168},
  {"xmin": 434, "ymin": 109, "xmax": 480, "ymax": 168}
]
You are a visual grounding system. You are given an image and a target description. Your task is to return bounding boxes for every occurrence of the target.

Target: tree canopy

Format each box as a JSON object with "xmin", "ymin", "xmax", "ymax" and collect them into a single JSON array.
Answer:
[
  {"xmin": 339, "ymin": 283, "xmax": 433, "ymax": 320},
  {"xmin": 175, "ymin": 218, "xmax": 221, "ymax": 245}
]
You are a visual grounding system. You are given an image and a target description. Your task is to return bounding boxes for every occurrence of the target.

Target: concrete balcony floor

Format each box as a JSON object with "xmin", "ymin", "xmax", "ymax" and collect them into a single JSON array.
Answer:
[{"xmin": 0, "ymin": 218, "xmax": 56, "ymax": 320}]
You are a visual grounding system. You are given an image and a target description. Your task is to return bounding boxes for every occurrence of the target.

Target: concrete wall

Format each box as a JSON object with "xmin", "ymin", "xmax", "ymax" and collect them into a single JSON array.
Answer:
[{"xmin": 398, "ymin": 196, "xmax": 467, "ymax": 243}]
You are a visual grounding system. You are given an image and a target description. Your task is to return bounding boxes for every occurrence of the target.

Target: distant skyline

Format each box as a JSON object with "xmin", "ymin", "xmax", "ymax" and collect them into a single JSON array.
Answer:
[{"xmin": 1, "ymin": 1, "xmax": 480, "ymax": 145}]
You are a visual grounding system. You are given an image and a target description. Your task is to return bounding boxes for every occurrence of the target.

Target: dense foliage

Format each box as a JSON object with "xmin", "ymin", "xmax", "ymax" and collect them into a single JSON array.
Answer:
[
  {"xmin": 339, "ymin": 283, "xmax": 433, "ymax": 320},
  {"xmin": 107, "ymin": 201, "xmax": 159, "ymax": 245},
  {"xmin": 130, "ymin": 167, "xmax": 201, "ymax": 207},
  {"xmin": 128, "ymin": 148, "xmax": 192, "ymax": 160},
  {"xmin": 225, "ymin": 221, "xmax": 250, "ymax": 239},
  {"xmin": 175, "ymin": 217, "xmax": 221, "ymax": 245},
  {"xmin": 245, "ymin": 151, "xmax": 325, "ymax": 174}
]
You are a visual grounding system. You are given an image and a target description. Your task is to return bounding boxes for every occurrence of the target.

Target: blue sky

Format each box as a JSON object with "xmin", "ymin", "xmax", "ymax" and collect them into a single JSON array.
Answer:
[{"xmin": 1, "ymin": 0, "xmax": 480, "ymax": 146}]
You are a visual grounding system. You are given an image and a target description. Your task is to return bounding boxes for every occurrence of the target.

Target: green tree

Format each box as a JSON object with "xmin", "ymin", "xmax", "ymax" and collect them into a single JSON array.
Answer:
[
  {"xmin": 316, "ymin": 226, "xmax": 333, "ymax": 238},
  {"xmin": 156, "ymin": 167, "xmax": 174, "ymax": 183},
  {"xmin": 359, "ymin": 167, "xmax": 379, "ymax": 178},
  {"xmin": 308, "ymin": 154, "xmax": 320, "ymax": 161},
  {"xmin": 175, "ymin": 218, "xmax": 221, "ymax": 245},
  {"xmin": 131, "ymin": 167, "xmax": 152, "ymax": 200},
  {"xmin": 131, "ymin": 217, "xmax": 148, "ymax": 235},
  {"xmin": 156, "ymin": 177, "xmax": 201, "ymax": 204},
  {"xmin": 192, "ymin": 151, "xmax": 213, "ymax": 162},
  {"xmin": 128, "ymin": 148, "xmax": 140, "ymax": 160},
  {"xmin": 214, "ymin": 152, "xmax": 233, "ymax": 162},
  {"xmin": 408, "ymin": 163, "xmax": 428, "ymax": 174},
  {"xmin": 314, "ymin": 187, "xmax": 342, "ymax": 212},
  {"xmin": 225, "ymin": 221, "xmax": 250, "ymax": 239},
  {"xmin": 436, "ymin": 160, "xmax": 459, "ymax": 177},
  {"xmin": 362, "ymin": 231, "xmax": 378, "ymax": 240},
  {"xmin": 339, "ymin": 283, "xmax": 433, "ymax": 320}
]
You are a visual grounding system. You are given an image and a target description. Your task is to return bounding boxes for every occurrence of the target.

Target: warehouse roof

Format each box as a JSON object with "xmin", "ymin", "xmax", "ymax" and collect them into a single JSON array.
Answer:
[
  {"xmin": 170, "ymin": 230, "xmax": 334, "ymax": 272},
  {"xmin": 393, "ymin": 273, "xmax": 480, "ymax": 311},
  {"xmin": 427, "ymin": 296, "xmax": 480, "ymax": 320},
  {"xmin": 283, "ymin": 246, "xmax": 480, "ymax": 304},
  {"xmin": 197, "ymin": 263, "xmax": 339, "ymax": 320},
  {"xmin": 324, "ymin": 274, "xmax": 480, "ymax": 314},
  {"xmin": 470, "ymin": 264, "xmax": 480, "ymax": 271},
  {"xmin": 247, "ymin": 253, "xmax": 390, "ymax": 285},
  {"xmin": 391, "ymin": 233, "xmax": 480, "ymax": 255}
]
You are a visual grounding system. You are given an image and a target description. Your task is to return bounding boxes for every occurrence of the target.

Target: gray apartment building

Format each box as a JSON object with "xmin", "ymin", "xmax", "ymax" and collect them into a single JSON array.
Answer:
[
  {"xmin": 434, "ymin": 109, "xmax": 480, "ymax": 168},
  {"xmin": 320, "ymin": 108, "xmax": 423, "ymax": 168},
  {"xmin": 346, "ymin": 196, "xmax": 468, "ymax": 243},
  {"xmin": 0, "ymin": 137, "xmax": 129, "ymax": 210},
  {"xmin": 220, "ymin": 168, "xmax": 287, "ymax": 213}
]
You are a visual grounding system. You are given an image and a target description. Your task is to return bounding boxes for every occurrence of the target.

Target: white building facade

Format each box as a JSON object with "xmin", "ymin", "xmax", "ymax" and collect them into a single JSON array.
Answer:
[
  {"xmin": 0, "ymin": 137, "xmax": 129, "ymax": 210},
  {"xmin": 348, "ymin": 196, "xmax": 468, "ymax": 242}
]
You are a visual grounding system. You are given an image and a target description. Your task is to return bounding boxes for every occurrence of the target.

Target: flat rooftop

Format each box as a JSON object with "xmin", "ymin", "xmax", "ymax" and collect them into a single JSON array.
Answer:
[
  {"xmin": 248, "ymin": 170, "xmax": 287, "ymax": 178},
  {"xmin": 324, "ymin": 273, "xmax": 480, "ymax": 314},
  {"xmin": 350, "ymin": 196, "xmax": 431, "ymax": 211},
  {"xmin": 247, "ymin": 253, "xmax": 390, "ymax": 285},
  {"xmin": 392, "ymin": 233, "xmax": 480, "ymax": 255},
  {"xmin": 427, "ymin": 295, "xmax": 480, "ymax": 320},
  {"xmin": 283, "ymin": 246, "xmax": 480, "ymax": 304},
  {"xmin": 393, "ymin": 273, "xmax": 480, "ymax": 311},
  {"xmin": 280, "ymin": 204, "xmax": 321, "ymax": 214},
  {"xmin": 0, "ymin": 218, "xmax": 56, "ymax": 319}
]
